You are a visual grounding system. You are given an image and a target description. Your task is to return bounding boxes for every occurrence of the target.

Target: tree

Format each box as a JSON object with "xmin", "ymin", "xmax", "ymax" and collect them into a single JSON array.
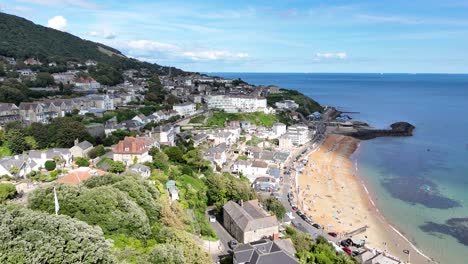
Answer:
[
  {"xmin": 164, "ymin": 146, "xmax": 184, "ymax": 163},
  {"xmin": 44, "ymin": 160, "xmax": 56, "ymax": 171},
  {"xmin": 75, "ymin": 157, "xmax": 90, "ymax": 167},
  {"xmin": 28, "ymin": 184, "xmax": 152, "ymax": 240},
  {"xmin": 152, "ymin": 151, "xmax": 169, "ymax": 171},
  {"xmin": 264, "ymin": 197, "xmax": 286, "ymax": 220},
  {"xmin": 6, "ymin": 129, "xmax": 29, "ymax": 154},
  {"xmin": 183, "ymin": 149, "xmax": 210, "ymax": 172},
  {"xmin": 0, "ymin": 183, "xmax": 17, "ymax": 203},
  {"xmin": 0, "ymin": 206, "xmax": 116, "ymax": 263},
  {"xmin": 148, "ymin": 244, "xmax": 185, "ymax": 264},
  {"xmin": 109, "ymin": 161, "xmax": 126, "ymax": 174},
  {"xmin": 25, "ymin": 136, "xmax": 38, "ymax": 149},
  {"xmin": 48, "ymin": 117, "xmax": 91, "ymax": 147},
  {"xmin": 27, "ymin": 122, "xmax": 49, "ymax": 148},
  {"xmin": 33, "ymin": 72, "xmax": 54, "ymax": 87}
]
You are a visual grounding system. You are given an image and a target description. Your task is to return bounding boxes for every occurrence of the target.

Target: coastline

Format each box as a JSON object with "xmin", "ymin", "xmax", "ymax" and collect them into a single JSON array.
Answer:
[{"xmin": 296, "ymin": 135, "xmax": 434, "ymax": 264}]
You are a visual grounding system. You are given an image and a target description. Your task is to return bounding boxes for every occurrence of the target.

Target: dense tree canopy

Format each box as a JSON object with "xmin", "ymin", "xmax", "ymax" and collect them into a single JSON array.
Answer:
[
  {"xmin": 0, "ymin": 206, "xmax": 115, "ymax": 264},
  {"xmin": 0, "ymin": 183, "xmax": 17, "ymax": 203},
  {"xmin": 28, "ymin": 183, "xmax": 152, "ymax": 240},
  {"xmin": 205, "ymin": 172, "xmax": 256, "ymax": 208},
  {"xmin": 264, "ymin": 197, "xmax": 286, "ymax": 220}
]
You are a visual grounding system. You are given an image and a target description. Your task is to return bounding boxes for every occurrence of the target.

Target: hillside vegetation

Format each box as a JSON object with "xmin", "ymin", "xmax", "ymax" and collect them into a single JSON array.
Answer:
[
  {"xmin": 0, "ymin": 12, "xmax": 184, "ymax": 76},
  {"xmin": 267, "ymin": 89, "xmax": 323, "ymax": 116}
]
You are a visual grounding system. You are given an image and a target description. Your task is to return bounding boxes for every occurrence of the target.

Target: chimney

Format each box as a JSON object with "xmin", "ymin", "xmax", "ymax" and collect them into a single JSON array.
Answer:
[{"xmin": 74, "ymin": 138, "xmax": 79, "ymax": 146}]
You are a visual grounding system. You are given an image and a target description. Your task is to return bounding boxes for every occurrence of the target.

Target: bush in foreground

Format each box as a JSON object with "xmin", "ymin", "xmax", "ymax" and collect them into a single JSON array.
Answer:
[{"xmin": 0, "ymin": 206, "xmax": 115, "ymax": 263}]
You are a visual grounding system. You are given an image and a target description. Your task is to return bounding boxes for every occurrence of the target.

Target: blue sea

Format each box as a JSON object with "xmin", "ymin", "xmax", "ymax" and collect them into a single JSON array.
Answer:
[{"xmin": 214, "ymin": 73, "xmax": 468, "ymax": 264}]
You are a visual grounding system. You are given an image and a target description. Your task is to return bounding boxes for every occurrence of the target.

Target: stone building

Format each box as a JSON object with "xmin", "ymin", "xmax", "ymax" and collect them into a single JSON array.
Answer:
[{"xmin": 223, "ymin": 200, "xmax": 279, "ymax": 244}]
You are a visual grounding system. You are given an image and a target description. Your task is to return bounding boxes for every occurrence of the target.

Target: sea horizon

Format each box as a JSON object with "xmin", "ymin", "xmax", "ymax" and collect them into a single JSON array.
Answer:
[
  {"xmin": 205, "ymin": 72, "xmax": 468, "ymax": 75},
  {"xmin": 215, "ymin": 72, "xmax": 468, "ymax": 264}
]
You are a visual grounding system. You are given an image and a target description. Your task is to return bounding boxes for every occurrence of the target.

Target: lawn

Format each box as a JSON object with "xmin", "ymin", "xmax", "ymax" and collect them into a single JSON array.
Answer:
[
  {"xmin": 189, "ymin": 115, "xmax": 205, "ymax": 124},
  {"xmin": 206, "ymin": 111, "xmax": 278, "ymax": 128},
  {"xmin": 246, "ymin": 136, "xmax": 263, "ymax": 146}
]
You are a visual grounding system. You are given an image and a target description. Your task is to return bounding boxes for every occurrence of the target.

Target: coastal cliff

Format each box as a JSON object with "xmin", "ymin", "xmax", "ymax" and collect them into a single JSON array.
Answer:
[{"xmin": 336, "ymin": 122, "xmax": 416, "ymax": 140}]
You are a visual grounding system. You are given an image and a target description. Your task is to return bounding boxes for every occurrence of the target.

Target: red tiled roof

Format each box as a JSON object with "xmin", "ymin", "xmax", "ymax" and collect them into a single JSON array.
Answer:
[
  {"xmin": 114, "ymin": 137, "xmax": 148, "ymax": 154},
  {"xmin": 57, "ymin": 167, "xmax": 106, "ymax": 185}
]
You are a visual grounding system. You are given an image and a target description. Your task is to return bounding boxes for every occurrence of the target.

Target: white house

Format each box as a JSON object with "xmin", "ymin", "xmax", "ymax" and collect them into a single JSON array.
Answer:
[
  {"xmin": 232, "ymin": 160, "xmax": 269, "ymax": 182},
  {"xmin": 286, "ymin": 124, "xmax": 311, "ymax": 145},
  {"xmin": 154, "ymin": 126, "xmax": 175, "ymax": 146},
  {"xmin": 272, "ymin": 123, "xmax": 287, "ymax": 138},
  {"xmin": 206, "ymin": 95, "xmax": 268, "ymax": 113},
  {"xmin": 173, "ymin": 102, "xmax": 196, "ymax": 117},
  {"xmin": 275, "ymin": 100, "xmax": 299, "ymax": 110}
]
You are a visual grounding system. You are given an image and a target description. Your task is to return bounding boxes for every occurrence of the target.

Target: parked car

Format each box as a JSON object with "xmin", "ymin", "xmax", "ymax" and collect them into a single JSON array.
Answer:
[
  {"xmin": 343, "ymin": 247, "xmax": 352, "ymax": 255},
  {"xmin": 312, "ymin": 223, "xmax": 321, "ymax": 229},
  {"xmin": 328, "ymin": 232, "xmax": 338, "ymax": 237},
  {"xmin": 228, "ymin": 240, "xmax": 238, "ymax": 249},
  {"xmin": 340, "ymin": 240, "xmax": 350, "ymax": 247},
  {"xmin": 352, "ymin": 250, "xmax": 360, "ymax": 257},
  {"xmin": 209, "ymin": 215, "xmax": 216, "ymax": 223},
  {"xmin": 291, "ymin": 206, "xmax": 298, "ymax": 211}
]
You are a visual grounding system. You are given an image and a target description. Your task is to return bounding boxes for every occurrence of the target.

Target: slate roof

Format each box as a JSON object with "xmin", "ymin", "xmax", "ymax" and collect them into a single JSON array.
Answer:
[
  {"xmin": 233, "ymin": 240, "xmax": 299, "ymax": 264},
  {"xmin": 77, "ymin": 141, "xmax": 93, "ymax": 150},
  {"xmin": 252, "ymin": 160, "xmax": 268, "ymax": 168},
  {"xmin": 223, "ymin": 200, "xmax": 277, "ymax": 232}
]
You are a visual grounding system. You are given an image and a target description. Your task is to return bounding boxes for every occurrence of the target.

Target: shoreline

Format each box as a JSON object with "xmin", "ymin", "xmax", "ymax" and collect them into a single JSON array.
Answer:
[
  {"xmin": 296, "ymin": 135, "xmax": 435, "ymax": 264},
  {"xmin": 352, "ymin": 158, "xmax": 435, "ymax": 263}
]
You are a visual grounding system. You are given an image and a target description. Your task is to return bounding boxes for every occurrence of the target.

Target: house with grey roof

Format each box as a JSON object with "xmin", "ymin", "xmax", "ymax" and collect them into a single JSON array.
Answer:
[
  {"xmin": 126, "ymin": 164, "xmax": 151, "ymax": 178},
  {"xmin": 0, "ymin": 155, "xmax": 36, "ymax": 178},
  {"xmin": 223, "ymin": 200, "xmax": 279, "ymax": 244},
  {"xmin": 202, "ymin": 142, "xmax": 227, "ymax": 168},
  {"xmin": 233, "ymin": 239, "xmax": 299, "ymax": 264},
  {"xmin": 0, "ymin": 103, "xmax": 20, "ymax": 128},
  {"xmin": 69, "ymin": 140, "xmax": 93, "ymax": 158}
]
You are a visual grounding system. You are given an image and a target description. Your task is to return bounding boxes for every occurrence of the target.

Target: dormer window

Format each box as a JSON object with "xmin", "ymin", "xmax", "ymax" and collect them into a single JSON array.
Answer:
[{"xmin": 125, "ymin": 147, "xmax": 129, "ymax": 152}]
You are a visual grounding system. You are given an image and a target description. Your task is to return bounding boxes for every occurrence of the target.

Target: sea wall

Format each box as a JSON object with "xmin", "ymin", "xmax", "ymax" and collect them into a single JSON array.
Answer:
[{"xmin": 338, "ymin": 122, "xmax": 415, "ymax": 140}]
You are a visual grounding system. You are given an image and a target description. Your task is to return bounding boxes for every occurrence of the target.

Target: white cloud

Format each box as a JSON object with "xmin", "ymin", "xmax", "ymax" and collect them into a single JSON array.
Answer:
[
  {"xmin": 47, "ymin": 16, "xmax": 67, "ymax": 31},
  {"xmin": 123, "ymin": 40, "xmax": 249, "ymax": 61},
  {"xmin": 314, "ymin": 52, "xmax": 348, "ymax": 60},
  {"xmin": 88, "ymin": 31, "xmax": 116, "ymax": 39},
  {"xmin": 182, "ymin": 51, "xmax": 249, "ymax": 61}
]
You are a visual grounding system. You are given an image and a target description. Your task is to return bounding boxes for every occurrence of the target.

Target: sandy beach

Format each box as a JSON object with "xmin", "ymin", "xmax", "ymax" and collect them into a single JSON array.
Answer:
[{"xmin": 296, "ymin": 135, "xmax": 434, "ymax": 264}]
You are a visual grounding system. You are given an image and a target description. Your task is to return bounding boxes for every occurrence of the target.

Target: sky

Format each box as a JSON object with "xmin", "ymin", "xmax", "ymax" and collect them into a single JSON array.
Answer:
[{"xmin": 1, "ymin": 0, "xmax": 468, "ymax": 73}]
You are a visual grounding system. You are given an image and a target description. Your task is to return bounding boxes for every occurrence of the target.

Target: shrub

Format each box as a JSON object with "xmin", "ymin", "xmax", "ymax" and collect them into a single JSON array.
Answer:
[
  {"xmin": 0, "ymin": 207, "xmax": 115, "ymax": 263},
  {"xmin": 44, "ymin": 160, "xmax": 56, "ymax": 171},
  {"xmin": 75, "ymin": 157, "xmax": 90, "ymax": 167},
  {"xmin": 0, "ymin": 183, "xmax": 17, "ymax": 203}
]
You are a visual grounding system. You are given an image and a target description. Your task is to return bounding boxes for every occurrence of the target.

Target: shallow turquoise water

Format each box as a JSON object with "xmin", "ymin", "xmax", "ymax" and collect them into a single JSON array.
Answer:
[{"xmin": 215, "ymin": 73, "xmax": 468, "ymax": 263}]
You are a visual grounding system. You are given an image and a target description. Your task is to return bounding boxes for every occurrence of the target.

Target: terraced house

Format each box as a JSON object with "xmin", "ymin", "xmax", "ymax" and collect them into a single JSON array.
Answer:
[{"xmin": 0, "ymin": 103, "xmax": 20, "ymax": 128}]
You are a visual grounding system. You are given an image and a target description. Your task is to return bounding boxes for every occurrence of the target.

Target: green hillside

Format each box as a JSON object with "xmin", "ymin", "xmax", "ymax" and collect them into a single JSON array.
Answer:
[{"xmin": 0, "ymin": 12, "xmax": 184, "ymax": 75}]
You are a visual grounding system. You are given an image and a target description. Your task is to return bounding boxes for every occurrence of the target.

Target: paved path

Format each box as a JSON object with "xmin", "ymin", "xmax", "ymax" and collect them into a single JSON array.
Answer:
[{"xmin": 205, "ymin": 207, "xmax": 235, "ymax": 262}]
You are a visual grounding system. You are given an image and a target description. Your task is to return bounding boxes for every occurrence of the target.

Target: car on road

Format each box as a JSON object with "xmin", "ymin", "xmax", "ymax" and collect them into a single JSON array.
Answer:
[
  {"xmin": 328, "ymin": 232, "xmax": 338, "ymax": 237},
  {"xmin": 343, "ymin": 247, "xmax": 352, "ymax": 255},
  {"xmin": 312, "ymin": 223, "xmax": 321, "ymax": 229},
  {"xmin": 228, "ymin": 240, "xmax": 238, "ymax": 249},
  {"xmin": 209, "ymin": 215, "xmax": 216, "ymax": 223}
]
